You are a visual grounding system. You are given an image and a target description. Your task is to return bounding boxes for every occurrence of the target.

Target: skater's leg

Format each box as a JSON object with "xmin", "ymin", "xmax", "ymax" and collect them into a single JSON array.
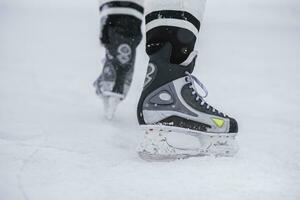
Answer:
[
  {"xmin": 98, "ymin": 0, "xmax": 144, "ymax": 22},
  {"xmin": 144, "ymin": 0, "xmax": 206, "ymax": 64},
  {"xmin": 137, "ymin": 0, "xmax": 239, "ymax": 160},
  {"xmin": 94, "ymin": 0, "xmax": 144, "ymax": 120},
  {"xmin": 145, "ymin": 0, "xmax": 206, "ymax": 20}
]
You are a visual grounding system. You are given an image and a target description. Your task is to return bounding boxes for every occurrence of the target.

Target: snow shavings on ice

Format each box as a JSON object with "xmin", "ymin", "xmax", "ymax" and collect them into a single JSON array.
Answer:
[{"xmin": 0, "ymin": 0, "xmax": 300, "ymax": 199}]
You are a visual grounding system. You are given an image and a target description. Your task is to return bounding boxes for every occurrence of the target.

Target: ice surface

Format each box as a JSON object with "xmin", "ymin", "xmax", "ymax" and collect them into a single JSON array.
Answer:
[{"xmin": 1, "ymin": 0, "xmax": 300, "ymax": 200}]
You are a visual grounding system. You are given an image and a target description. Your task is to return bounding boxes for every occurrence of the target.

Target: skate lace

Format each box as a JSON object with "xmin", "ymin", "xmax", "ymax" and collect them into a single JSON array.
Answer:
[{"xmin": 185, "ymin": 72, "xmax": 227, "ymax": 117}]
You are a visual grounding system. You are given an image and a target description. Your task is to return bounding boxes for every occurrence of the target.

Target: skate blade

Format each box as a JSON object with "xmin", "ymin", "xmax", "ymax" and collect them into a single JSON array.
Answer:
[
  {"xmin": 101, "ymin": 92, "xmax": 124, "ymax": 120},
  {"xmin": 137, "ymin": 125, "xmax": 238, "ymax": 161}
]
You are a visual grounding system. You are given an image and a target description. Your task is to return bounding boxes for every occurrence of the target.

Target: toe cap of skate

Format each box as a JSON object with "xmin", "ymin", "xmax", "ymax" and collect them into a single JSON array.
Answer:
[{"xmin": 229, "ymin": 118, "xmax": 238, "ymax": 133}]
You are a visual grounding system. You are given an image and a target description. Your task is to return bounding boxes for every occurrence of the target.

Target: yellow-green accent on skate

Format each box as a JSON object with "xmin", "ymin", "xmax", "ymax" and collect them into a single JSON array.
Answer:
[{"xmin": 211, "ymin": 117, "xmax": 225, "ymax": 128}]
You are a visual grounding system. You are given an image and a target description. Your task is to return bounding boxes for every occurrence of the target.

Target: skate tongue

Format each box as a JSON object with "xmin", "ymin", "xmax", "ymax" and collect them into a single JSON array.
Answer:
[{"xmin": 180, "ymin": 51, "xmax": 198, "ymax": 66}]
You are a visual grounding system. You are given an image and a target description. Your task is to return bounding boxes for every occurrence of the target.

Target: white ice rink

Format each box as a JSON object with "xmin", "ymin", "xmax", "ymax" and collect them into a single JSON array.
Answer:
[{"xmin": 1, "ymin": 0, "xmax": 300, "ymax": 199}]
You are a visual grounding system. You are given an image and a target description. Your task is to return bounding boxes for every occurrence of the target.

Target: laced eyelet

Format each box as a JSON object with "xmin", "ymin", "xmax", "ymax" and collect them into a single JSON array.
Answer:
[{"xmin": 185, "ymin": 71, "xmax": 228, "ymax": 117}]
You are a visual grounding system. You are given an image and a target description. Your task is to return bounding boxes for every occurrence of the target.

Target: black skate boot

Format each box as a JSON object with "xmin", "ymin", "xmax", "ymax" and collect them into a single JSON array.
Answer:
[
  {"xmin": 94, "ymin": 5, "xmax": 143, "ymax": 120},
  {"xmin": 137, "ymin": 12, "xmax": 238, "ymax": 160}
]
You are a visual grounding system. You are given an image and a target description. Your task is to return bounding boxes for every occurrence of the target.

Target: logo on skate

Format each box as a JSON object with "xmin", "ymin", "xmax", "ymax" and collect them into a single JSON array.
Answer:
[
  {"xmin": 144, "ymin": 63, "xmax": 157, "ymax": 87},
  {"xmin": 117, "ymin": 44, "xmax": 132, "ymax": 64}
]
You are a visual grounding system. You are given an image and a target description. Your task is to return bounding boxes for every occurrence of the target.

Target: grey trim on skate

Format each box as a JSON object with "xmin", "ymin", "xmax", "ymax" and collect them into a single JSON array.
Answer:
[
  {"xmin": 141, "ymin": 124, "xmax": 237, "ymax": 138},
  {"xmin": 143, "ymin": 81, "xmax": 197, "ymax": 116},
  {"xmin": 142, "ymin": 77, "xmax": 231, "ymax": 133}
]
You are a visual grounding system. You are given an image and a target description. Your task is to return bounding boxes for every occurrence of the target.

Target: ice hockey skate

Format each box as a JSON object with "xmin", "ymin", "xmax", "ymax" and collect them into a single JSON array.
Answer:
[
  {"xmin": 94, "ymin": 12, "xmax": 142, "ymax": 120},
  {"xmin": 94, "ymin": 49, "xmax": 134, "ymax": 120},
  {"xmin": 137, "ymin": 43, "xmax": 239, "ymax": 161}
]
